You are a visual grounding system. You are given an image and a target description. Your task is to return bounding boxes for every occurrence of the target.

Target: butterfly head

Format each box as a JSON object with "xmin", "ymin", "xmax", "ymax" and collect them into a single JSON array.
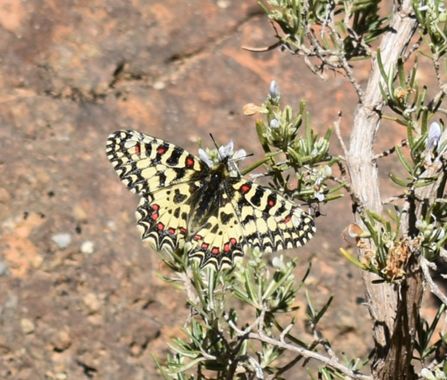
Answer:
[{"xmin": 198, "ymin": 141, "xmax": 247, "ymax": 177}]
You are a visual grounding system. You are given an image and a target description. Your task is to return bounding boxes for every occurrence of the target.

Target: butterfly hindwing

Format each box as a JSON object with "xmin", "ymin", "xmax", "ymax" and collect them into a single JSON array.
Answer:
[
  {"xmin": 185, "ymin": 192, "xmax": 245, "ymax": 269},
  {"xmin": 231, "ymin": 181, "xmax": 316, "ymax": 253},
  {"xmin": 136, "ymin": 182, "xmax": 200, "ymax": 253}
]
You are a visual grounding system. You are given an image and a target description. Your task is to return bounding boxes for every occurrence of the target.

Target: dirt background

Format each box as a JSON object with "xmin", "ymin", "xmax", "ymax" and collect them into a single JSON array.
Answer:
[{"xmin": 0, "ymin": 1, "xmax": 439, "ymax": 379}]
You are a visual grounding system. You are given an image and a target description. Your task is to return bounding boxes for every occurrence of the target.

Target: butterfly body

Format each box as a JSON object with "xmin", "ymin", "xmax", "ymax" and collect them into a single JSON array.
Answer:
[
  {"xmin": 188, "ymin": 159, "xmax": 230, "ymax": 227},
  {"xmin": 106, "ymin": 130, "xmax": 315, "ymax": 269}
]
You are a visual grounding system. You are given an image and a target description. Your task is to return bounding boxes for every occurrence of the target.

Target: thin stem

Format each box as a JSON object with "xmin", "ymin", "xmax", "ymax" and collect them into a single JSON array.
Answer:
[
  {"xmin": 327, "ymin": 24, "xmax": 365, "ymax": 103},
  {"xmin": 241, "ymin": 151, "xmax": 282, "ymax": 176}
]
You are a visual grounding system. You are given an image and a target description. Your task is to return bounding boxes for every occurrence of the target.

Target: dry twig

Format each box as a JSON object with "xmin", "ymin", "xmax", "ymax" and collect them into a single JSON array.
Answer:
[
  {"xmin": 421, "ymin": 257, "xmax": 447, "ymax": 306},
  {"xmin": 229, "ymin": 320, "xmax": 372, "ymax": 380}
]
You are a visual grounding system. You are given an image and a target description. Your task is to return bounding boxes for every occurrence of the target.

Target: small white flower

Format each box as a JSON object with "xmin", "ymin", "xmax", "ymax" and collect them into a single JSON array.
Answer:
[
  {"xmin": 269, "ymin": 80, "xmax": 280, "ymax": 99},
  {"xmin": 198, "ymin": 148, "xmax": 213, "ymax": 167},
  {"xmin": 315, "ymin": 192, "xmax": 325, "ymax": 202},
  {"xmin": 198, "ymin": 141, "xmax": 247, "ymax": 175},
  {"xmin": 269, "ymin": 118, "xmax": 280, "ymax": 129},
  {"xmin": 219, "ymin": 140, "xmax": 235, "ymax": 159},
  {"xmin": 233, "ymin": 148, "xmax": 247, "ymax": 161},
  {"xmin": 272, "ymin": 255, "xmax": 285, "ymax": 268},
  {"xmin": 321, "ymin": 166, "xmax": 332, "ymax": 177}
]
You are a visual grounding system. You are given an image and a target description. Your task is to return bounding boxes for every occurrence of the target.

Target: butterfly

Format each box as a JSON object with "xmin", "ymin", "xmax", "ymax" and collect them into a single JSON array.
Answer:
[{"xmin": 106, "ymin": 130, "xmax": 315, "ymax": 270}]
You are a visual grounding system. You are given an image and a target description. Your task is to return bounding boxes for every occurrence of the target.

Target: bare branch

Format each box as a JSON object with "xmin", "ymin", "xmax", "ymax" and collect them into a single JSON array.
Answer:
[
  {"xmin": 403, "ymin": 35, "xmax": 423, "ymax": 62},
  {"xmin": 421, "ymin": 257, "xmax": 447, "ymax": 306},
  {"xmin": 432, "ymin": 52, "xmax": 443, "ymax": 87},
  {"xmin": 345, "ymin": 0, "xmax": 419, "ymax": 375},
  {"xmin": 248, "ymin": 332, "xmax": 372, "ymax": 380},
  {"xmin": 334, "ymin": 111, "xmax": 348, "ymax": 156},
  {"xmin": 374, "ymin": 139, "xmax": 408, "ymax": 160},
  {"xmin": 312, "ymin": 327, "xmax": 339, "ymax": 362},
  {"xmin": 228, "ymin": 321, "xmax": 372, "ymax": 380},
  {"xmin": 241, "ymin": 41, "xmax": 282, "ymax": 52},
  {"xmin": 327, "ymin": 24, "xmax": 365, "ymax": 103}
]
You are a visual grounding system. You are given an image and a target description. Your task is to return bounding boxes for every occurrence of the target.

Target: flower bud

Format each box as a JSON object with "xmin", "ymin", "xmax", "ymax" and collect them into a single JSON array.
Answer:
[
  {"xmin": 427, "ymin": 121, "xmax": 442, "ymax": 150},
  {"xmin": 269, "ymin": 80, "xmax": 280, "ymax": 99}
]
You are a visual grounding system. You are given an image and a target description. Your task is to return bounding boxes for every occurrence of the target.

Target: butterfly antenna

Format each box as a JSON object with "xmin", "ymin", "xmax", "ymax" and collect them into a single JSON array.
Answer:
[
  {"xmin": 209, "ymin": 133, "xmax": 222, "ymax": 159},
  {"xmin": 239, "ymin": 152, "xmax": 254, "ymax": 160},
  {"xmin": 209, "ymin": 133, "xmax": 220, "ymax": 149}
]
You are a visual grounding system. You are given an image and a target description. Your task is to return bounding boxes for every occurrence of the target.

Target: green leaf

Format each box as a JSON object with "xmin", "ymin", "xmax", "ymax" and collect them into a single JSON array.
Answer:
[
  {"xmin": 256, "ymin": 120, "xmax": 270, "ymax": 153},
  {"xmin": 340, "ymin": 248, "xmax": 368, "ymax": 270},
  {"xmin": 396, "ymin": 145, "xmax": 413, "ymax": 173},
  {"xmin": 426, "ymin": 304, "xmax": 446, "ymax": 347},
  {"xmin": 389, "ymin": 172, "xmax": 410, "ymax": 187},
  {"xmin": 414, "ymin": 176, "xmax": 436, "ymax": 188},
  {"xmin": 323, "ymin": 127, "xmax": 333, "ymax": 142},
  {"xmin": 244, "ymin": 267, "xmax": 260, "ymax": 307},
  {"xmin": 366, "ymin": 210, "xmax": 388, "ymax": 225},
  {"xmin": 411, "ymin": 132, "xmax": 429, "ymax": 156},
  {"xmin": 262, "ymin": 264, "xmax": 294, "ymax": 300},
  {"xmin": 398, "ymin": 59, "xmax": 405, "ymax": 87},
  {"xmin": 313, "ymin": 296, "xmax": 333, "ymax": 326},
  {"xmin": 305, "ymin": 290, "xmax": 316, "ymax": 319}
]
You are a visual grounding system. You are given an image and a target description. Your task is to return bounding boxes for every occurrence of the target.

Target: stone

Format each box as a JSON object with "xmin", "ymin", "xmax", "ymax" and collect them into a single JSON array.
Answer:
[
  {"xmin": 83, "ymin": 293, "xmax": 101, "ymax": 314},
  {"xmin": 51, "ymin": 330, "xmax": 71, "ymax": 352},
  {"xmin": 153, "ymin": 81, "xmax": 165, "ymax": 90},
  {"xmin": 51, "ymin": 233, "xmax": 72, "ymax": 249},
  {"xmin": 80, "ymin": 241, "xmax": 94, "ymax": 255},
  {"xmin": 0, "ymin": 261, "xmax": 8, "ymax": 276},
  {"xmin": 20, "ymin": 318, "xmax": 35, "ymax": 334}
]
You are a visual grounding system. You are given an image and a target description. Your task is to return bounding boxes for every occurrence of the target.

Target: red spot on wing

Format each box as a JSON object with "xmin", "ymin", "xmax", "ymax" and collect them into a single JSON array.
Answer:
[
  {"xmin": 193, "ymin": 234, "xmax": 202, "ymax": 241},
  {"xmin": 283, "ymin": 214, "xmax": 292, "ymax": 224},
  {"xmin": 268, "ymin": 197, "xmax": 276, "ymax": 207},
  {"xmin": 224, "ymin": 243, "xmax": 230, "ymax": 253},
  {"xmin": 240, "ymin": 183, "xmax": 251, "ymax": 194},
  {"xmin": 151, "ymin": 204, "xmax": 160, "ymax": 211},
  {"xmin": 151, "ymin": 213, "xmax": 159, "ymax": 220},
  {"xmin": 185, "ymin": 155, "xmax": 195, "ymax": 168},
  {"xmin": 211, "ymin": 247, "xmax": 219, "ymax": 255},
  {"xmin": 168, "ymin": 228, "xmax": 176, "ymax": 235},
  {"xmin": 230, "ymin": 238, "xmax": 237, "ymax": 246},
  {"xmin": 157, "ymin": 145, "xmax": 168, "ymax": 155},
  {"xmin": 179, "ymin": 227, "xmax": 187, "ymax": 235},
  {"xmin": 134, "ymin": 142, "xmax": 141, "ymax": 156},
  {"xmin": 201, "ymin": 242, "xmax": 209, "ymax": 250},
  {"xmin": 157, "ymin": 222, "xmax": 165, "ymax": 230}
]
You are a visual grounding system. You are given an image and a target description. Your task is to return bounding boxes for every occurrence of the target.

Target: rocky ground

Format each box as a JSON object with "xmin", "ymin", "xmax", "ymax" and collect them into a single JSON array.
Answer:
[{"xmin": 0, "ymin": 1, "xmax": 439, "ymax": 379}]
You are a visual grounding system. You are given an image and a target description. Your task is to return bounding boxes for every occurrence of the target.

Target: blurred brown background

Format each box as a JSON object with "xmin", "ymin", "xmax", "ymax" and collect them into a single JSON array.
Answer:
[{"xmin": 0, "ymin": 1, "xmax": 428, "ymax": 379}]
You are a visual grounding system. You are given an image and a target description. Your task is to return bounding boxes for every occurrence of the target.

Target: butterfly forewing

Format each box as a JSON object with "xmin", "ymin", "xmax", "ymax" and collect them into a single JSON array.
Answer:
[
  {"xmin": 106, "ymin": 130, "xmax": 203, "ymax": 257},
  {"xmin": 106, "ymin": 129, "xmax": 315, "ymax": 270},
  {"xmin": 106, "ymin": 130, "xmax": 205, "ymax": 196}
]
